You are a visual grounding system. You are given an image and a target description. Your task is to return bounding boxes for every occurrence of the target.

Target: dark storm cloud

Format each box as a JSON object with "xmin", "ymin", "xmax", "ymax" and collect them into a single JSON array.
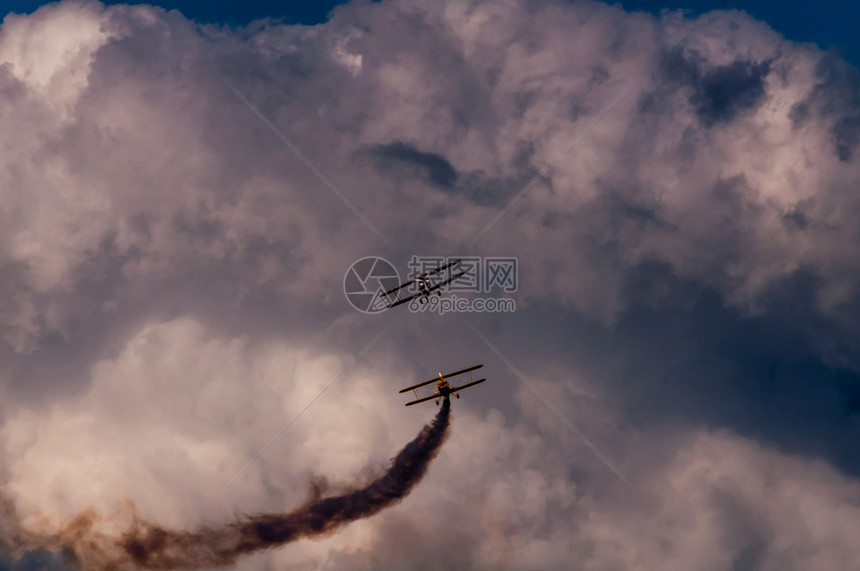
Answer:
[
  {"xmin": 693, "ymin": 59, "xmax": 771, "ymax": 125},
  {"xmin": 656, "ymin": 46, "xmax": 771, "ymax": 126},
  {"xmin": 484, "ymin": 261, "xmax": 860, "ymax": 477},
  {"xmin": 366, "ymin": 141, "xmax": 459, "ymax": 189}
]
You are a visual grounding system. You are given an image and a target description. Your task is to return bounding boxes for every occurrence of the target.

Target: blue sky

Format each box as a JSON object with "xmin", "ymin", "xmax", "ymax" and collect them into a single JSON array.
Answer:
[{"xmin": 3, "ymin": 0, "xmax": 860, "ymax": 66}]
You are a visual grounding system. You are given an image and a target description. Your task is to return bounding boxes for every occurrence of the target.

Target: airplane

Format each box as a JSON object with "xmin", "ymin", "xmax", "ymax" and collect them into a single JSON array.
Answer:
[
  {"xmin": 399, "ymin": 364, "xmax": 486, "ymax": 406},
  {"xmin": 383, "ymin": 259, "xmax": 466, "ymax": 308}
]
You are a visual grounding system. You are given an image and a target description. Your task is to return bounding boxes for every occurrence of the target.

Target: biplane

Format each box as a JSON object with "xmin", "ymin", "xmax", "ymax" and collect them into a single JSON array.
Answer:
[
  {"xmin": 383, "ymin": 259, "xmax": 465, "ymax": 308},
  {"xmin": 399, "ymin": 364, "xmax": 486, "ymax": 406}
]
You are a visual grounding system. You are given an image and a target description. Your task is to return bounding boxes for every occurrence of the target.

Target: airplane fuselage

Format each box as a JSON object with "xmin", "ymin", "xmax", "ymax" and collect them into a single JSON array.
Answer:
[
  {"xmin": 434, "ymin": 373, "xmax": 460, "ymax": 403},
  {"xmin": 399, "ymin": 363, "xmax": 483, "ymax": 406},
  {"xmin": 413, "ymin": 277, "xmax": 442, "ymax": 304}
]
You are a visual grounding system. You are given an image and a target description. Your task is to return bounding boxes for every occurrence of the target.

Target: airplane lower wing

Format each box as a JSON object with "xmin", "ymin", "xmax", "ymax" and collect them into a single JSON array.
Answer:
[
  {"xmin": 383, "ymin": 278, "xmax": 415, "ymax": 299},
  {"xmin": 399, "ymin": 376, "xmax": 438, "ymax": 393},
  {"xmin": 387, "ymin": 272, "xmax": 465, "ymax": 309},
  {"xmin": 387, "ymin": 291, "xmax": 422, "ymax": 309},
  {"xmin": 405, "ymin": 392, "xmax": 443, "ymax": 406}
]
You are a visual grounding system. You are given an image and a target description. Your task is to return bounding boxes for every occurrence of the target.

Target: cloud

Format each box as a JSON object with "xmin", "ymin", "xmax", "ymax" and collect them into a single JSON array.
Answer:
[
  {"xmin": 0, "ymin": 0, "xmax": 112, "ymax": 120},
  {"xmin": 0, "ymin": 316, "xmax": 858, "ymax": 569},
  {"xmin": 790, "ymin": 47, "xmax": 860, "ymax": 162},
  {"xmin": 572, "ymin": 428, "xmax": 860, "ymax": 571},
  {"xmin": 3, "ymin": 0, "xmax": 860, "ymax": 343},
  {"xmin": 1, "ymin": 0, "xmax": 860, "ymax": 569},
  {"xmin": 5, "ymin": 316, "xmax": 858, "ymax": 570}
]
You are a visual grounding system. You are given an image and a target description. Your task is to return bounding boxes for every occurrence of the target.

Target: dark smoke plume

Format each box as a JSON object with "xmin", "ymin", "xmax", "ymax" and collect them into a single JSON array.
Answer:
[{"xmin": 3, "ymin": 397, "xmax": 452, "ymax": 569}]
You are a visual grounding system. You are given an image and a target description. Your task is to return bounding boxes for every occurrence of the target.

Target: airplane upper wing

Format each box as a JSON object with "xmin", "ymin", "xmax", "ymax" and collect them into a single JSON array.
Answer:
[
  {"xmin": 384, "ymin": 260, "xmax": 463, "ymax": 303},
  {"xmin": 416, "ymin": 259, "xmax": 461, "ymax": 279},
  {"xmin": 425, "ymin": 271, "xmax": 466, "ymax": 293},
  {"xmin": 444, "ymin": 364, "xmax": 483, "ymax": 379},
  {"xmin": 400, "ymin": 364, "xmax": 483, "ymax": 393},
  {"xmin": 383, "ymin": 279, "xmax": 415, "ymax": 298},
  {"xmin": 450, "ymin": 378, "xmax": 486, "ymax": 392},
  {"xmin": 405, "ymin": 392, "xmax": 443, "ymax": 406}
]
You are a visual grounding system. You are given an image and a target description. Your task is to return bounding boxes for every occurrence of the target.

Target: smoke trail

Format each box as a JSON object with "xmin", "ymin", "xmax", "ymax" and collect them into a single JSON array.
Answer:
[
  {"xmin": 0, "ymin": 493, "xmax": 24, "ymax": 555},
  {"xmin": 37, "ymin": 396, "xmax": 451, "ymax": 569}
]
